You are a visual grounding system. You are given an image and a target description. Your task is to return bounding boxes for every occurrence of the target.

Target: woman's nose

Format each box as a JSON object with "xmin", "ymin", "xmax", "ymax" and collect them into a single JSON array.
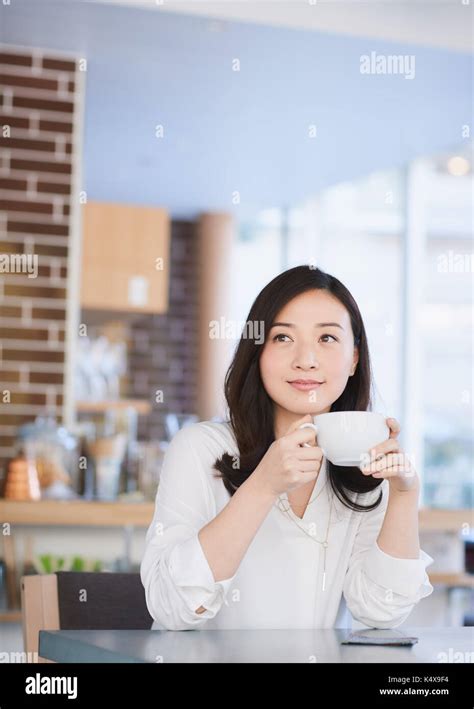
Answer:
[{"xmin": 293, "ymin": 348, "xmax": 319, "ymax": 369}]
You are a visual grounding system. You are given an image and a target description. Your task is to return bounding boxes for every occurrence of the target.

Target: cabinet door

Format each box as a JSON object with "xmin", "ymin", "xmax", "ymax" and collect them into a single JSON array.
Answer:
[{"xmin": 80, "ymin": 201, "xmax": 170, "ymax": 313}]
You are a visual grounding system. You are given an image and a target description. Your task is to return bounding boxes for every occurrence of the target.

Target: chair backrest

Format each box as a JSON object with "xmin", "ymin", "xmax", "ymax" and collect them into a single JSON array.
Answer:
[
  {"xmin": 21, "ymin": 574, "xmax": 59, "ymax": 661},
  {"xmin": 21, "ymin": 572, "xmax": 153, "ymax": 660}
]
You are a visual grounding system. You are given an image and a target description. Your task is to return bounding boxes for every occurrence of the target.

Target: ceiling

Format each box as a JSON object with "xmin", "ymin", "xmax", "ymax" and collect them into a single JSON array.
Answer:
[
  {"xmin": 1, "ymin": 0, "xmax": 471, "ymax": 218},
  {"xmin": 94, "ymin": 0, "xmax": 474, "ymax": 52}
]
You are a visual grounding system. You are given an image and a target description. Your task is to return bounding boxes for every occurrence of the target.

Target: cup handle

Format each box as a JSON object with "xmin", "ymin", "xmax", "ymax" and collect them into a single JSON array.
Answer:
[{"xmin": 299, "ymin": 422, "xmax": 318, "ymax": 448}]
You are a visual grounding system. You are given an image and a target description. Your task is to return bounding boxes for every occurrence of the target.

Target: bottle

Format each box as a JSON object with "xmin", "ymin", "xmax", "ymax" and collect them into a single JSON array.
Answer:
[{"xmin": 4, "ymin": 452, "xmax": 41, "ymax": 501}]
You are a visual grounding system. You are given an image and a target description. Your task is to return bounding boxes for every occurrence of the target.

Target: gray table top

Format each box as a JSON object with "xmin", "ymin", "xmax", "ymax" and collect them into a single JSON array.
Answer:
[{"xmin": 39, "ymin": 627, "xmax": 474, "ymax": 664}]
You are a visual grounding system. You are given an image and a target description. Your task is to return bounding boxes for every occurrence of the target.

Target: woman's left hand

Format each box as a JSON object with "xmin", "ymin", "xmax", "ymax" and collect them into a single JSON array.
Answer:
[{"xmin": 359, "ymin": 417, "xmax": 420, "ymax": 494}]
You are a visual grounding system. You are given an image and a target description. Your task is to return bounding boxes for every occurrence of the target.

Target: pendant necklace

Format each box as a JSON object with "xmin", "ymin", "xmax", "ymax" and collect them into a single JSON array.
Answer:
[{"xmin": 275, "ymin": 491, "xmax": 334, "ymax": 591}]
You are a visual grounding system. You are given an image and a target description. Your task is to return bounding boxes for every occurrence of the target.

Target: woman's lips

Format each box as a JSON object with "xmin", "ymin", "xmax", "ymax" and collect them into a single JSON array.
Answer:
[{"xmin": 288, "ymin": 381, "xmax": 324, "ymax": 391}]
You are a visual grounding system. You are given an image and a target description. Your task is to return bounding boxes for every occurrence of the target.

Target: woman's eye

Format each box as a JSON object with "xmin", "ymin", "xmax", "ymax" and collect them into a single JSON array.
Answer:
[{"xmin": 272, "ymin": 333, "xmax": 337, "ymax": 343}]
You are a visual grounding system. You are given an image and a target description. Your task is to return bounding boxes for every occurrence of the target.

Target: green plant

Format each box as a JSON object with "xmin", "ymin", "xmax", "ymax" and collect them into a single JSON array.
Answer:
[{"xmin": 34, "ymin": 554, "xmax": 103, "ymax": 574}]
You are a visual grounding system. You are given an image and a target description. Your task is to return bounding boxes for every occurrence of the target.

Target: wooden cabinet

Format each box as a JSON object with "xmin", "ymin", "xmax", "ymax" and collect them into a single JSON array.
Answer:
[{"xmin": 80, "ymin": 201, "xmax": 170, "ymax": 313}]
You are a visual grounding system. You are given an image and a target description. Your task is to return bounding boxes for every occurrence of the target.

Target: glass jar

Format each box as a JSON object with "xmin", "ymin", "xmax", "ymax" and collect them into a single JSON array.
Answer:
[{"xmin": 15, "ymin": 415, "xmax": 79, "ymax": 497}]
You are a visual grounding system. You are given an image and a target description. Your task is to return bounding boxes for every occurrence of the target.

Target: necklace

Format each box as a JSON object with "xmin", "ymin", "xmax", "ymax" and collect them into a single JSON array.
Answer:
[
  {"xmin": 285, "ymin": 457, "xmax": 328, "ymax": 513},
  {"xmin": 285, "ymin": 478, "xmax": 328, "ymax": 512},
  {"xmin": 275, "ymin": 491, "xmax": 334, "ymax": 591}
]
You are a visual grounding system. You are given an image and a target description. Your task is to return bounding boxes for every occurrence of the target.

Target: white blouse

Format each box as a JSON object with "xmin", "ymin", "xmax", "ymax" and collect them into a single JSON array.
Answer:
[{"xmin": 141, "ymin": 421, "xmax": 434, "ymax": 631}]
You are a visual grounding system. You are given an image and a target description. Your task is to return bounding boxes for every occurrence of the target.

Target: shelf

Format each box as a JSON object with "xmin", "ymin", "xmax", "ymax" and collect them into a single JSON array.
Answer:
[
  {"xmin": 76, "ymin": 399, "xmax": 151, "ymax": 415},
  {"xmin": 0, "ymin": 610, "xmax": 22, "ymax": 623},
  {"xmin": 428, "ymin": 573, "xmax": 474, "ymax": 588},
  {"xmin": 1, "ymin": 500, "xmax": 471, "ymax": 532},
  {"xmin": 0, "ymin": 499, "xmax": 154, "ymax": 527},
  {"xmin": 418, "ymin": 508, "xmax": 473, "ymax": 533}
]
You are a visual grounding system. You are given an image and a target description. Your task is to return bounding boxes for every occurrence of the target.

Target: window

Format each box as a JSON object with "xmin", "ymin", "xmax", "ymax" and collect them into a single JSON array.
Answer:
[
  {"xmin": 286, "ymin": 169, "xmax": 405, "ymax": 422},
  {"xmin": 230, "ymin": 149, "xmax": 473, "ymax": 509},
  {"xmin": 419, "ymin": 153, "xmax": 473, "ymax": 508}
]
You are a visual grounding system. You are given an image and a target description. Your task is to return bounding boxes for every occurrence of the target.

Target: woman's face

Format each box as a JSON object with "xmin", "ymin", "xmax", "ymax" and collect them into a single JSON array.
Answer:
[{"xmin": 259, "ymin": 290, "xmax": 359, "ymax": 425}]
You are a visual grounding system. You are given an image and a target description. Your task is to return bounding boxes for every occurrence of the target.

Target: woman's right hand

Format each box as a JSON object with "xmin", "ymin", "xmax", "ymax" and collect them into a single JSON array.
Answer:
[{"xmin": 253, "ymin": 414, "xmax": 325, "ymax": 498}]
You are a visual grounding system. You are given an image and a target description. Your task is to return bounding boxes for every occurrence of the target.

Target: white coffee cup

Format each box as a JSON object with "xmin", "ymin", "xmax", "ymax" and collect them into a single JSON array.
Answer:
[{"xmin": 299, "ymin": 411, "xmax": 389, "ymax": 467}]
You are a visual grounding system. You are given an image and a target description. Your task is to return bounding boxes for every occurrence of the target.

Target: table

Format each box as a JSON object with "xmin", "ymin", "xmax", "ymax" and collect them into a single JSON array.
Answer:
[{"xmin": 39, "ymin": 627, "xmax": 474, "ymax": 663}]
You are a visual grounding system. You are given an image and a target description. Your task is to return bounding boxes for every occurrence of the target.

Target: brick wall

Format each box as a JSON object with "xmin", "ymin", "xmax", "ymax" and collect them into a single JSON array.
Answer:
[
  {"xmin": 0, "ymin": 45, "xmax": 82, "ymax": 475},
  {"xmin": 0, "ymin": 45, "xmax": 200, "ymax": 467},
  {"xmin": 129, "ymin": 219, "xmax": 199, "ymax": 443}
]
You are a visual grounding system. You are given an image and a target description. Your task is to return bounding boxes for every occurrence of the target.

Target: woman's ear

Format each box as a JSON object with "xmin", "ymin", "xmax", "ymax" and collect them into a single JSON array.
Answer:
[{"xmin": 350, "ymin": 350, "xmax": 359, "ymax": 376}]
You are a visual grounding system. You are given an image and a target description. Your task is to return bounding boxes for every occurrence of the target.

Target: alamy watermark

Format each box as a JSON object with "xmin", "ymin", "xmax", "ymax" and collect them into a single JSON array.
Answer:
[
  {"xmin": 0, "ymin": 253, "xmax": 38, "ymax": 278},
  {"xmin": 437, "ymin": 250, "xmax": 473, "ymax": 273},
  {"xmin": 0, "ymin": 651, "xmax": 39, "ymax": 662},
  {"xmin": 209, "ymin": 317, "xmax": 265, "ymax": 345},
  {"xmin": 25, "ymin": 673, "xmax": 77, "ymax": 700},
  {"xmin": 437, "ymin": 648, "xmax": 474, "ymax": 663},
  {"xmin": 360, "ymin": 51, "xmax": 416, "ymax": 80}
]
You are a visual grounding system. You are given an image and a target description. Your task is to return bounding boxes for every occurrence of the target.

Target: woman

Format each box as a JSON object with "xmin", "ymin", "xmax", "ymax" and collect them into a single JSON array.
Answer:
[{"xmin": 141, "ymin": 265, "xmax": 433, "ymax": 630}]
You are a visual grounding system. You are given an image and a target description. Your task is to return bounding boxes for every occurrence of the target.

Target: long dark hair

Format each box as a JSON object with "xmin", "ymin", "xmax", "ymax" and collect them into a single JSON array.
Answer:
[{"xmin": 213, "ymin": 265, "xmax": 383, "ymax": 512}]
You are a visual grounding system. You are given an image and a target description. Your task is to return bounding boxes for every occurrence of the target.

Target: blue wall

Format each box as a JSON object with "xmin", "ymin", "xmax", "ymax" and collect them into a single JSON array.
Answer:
[{"xmin": 1, "ymin": 0, "xmax": 471, "ymax": 218}]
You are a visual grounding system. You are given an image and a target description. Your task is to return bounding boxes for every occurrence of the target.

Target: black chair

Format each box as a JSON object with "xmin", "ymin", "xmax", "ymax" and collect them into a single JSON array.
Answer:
[{"xmin": 21, "ymin": 571, "xmax": 153, "ymax": 660}]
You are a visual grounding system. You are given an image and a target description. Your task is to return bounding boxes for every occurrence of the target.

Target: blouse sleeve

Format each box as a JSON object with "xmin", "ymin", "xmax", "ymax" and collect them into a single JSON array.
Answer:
[
  {"xmin": 342, "ymin": 480, "xmax": 434, "ymax": 629},
  {"xmin": 140, "ymin": 424, "xmax": 237, "ymax": 631}
]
